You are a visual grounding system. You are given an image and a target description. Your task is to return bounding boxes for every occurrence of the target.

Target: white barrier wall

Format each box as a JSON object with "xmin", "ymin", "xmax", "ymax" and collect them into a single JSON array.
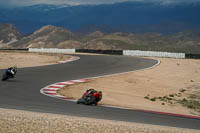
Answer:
[
  {"xmin": 29, "ymin": 48, "xmax": 75, "ymax": 53},
  {"xmin": 123, "ymin": 50, "xmax": 185, "ymax": 59},
  {"xmin": 28, "ymin": 48, "xmax": 186, "ymax": 59}
]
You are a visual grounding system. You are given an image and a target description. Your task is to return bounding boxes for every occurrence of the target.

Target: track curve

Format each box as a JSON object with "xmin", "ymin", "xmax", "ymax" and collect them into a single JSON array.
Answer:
[{"xmin": 0, "ymin": 54, "xmax": 200, "ymax": 129}]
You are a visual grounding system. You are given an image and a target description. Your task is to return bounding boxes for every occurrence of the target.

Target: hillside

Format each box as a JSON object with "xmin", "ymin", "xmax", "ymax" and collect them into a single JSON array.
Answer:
[
  {"xmin": 0, "ymin": 24, "xmax": 23, "ymax": 48},
  {"xmin": 10, "ymin": 25, "xmax": 78, "ymax": 48},
  {"xmin": 5, "ymin": 25, "xmax": 200, "ymax": 54}
]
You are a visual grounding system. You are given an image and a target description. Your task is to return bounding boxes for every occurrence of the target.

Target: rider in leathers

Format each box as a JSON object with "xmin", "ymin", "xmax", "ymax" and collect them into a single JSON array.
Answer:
[{"xmin": 7, "ymin": 65, "xmax": 17, "ymax": 78}]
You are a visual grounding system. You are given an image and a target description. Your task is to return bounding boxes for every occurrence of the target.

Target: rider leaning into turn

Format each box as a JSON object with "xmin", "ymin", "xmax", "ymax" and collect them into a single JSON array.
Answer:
[
  {"xmin": 86, "ymin": 89, "xmax": 102, "ymax": 104},
  {"xmin": 7, "ymin": 65, "xmax": 17, "ymax": 78}
]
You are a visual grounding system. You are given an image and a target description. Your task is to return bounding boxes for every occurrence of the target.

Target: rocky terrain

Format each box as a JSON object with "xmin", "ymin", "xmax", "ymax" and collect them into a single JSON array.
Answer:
[
  {"xmin": 0, "ymin": 24, "xmax": 23, "ymax": 47},
  {"xmin": 1, "ymin": 108, "xmax": 199, "ymax": 133},
  {"xmin": 1, "ymin": 24, "xmax": 200, "ymax": 54},
  {"xmin": 8, "ymin": 25, "xmax": 76, "ymax": 48}
]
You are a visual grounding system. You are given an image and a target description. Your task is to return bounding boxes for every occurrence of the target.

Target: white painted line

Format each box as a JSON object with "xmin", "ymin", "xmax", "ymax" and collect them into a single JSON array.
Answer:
[
  {"xmin": 84, "ymin": 59, "xmax": 160, "ymax": 80},
  {"xmin": 45, "ymin": 88, "xmax": 60, "ymax": 90},
  {"xmin": 40, "ymin": 79, "xmax": 88, "ymax": 101},
  {"xmin": 51, "ymin": 84, "xmax": 66, "ymax": 87},
  {"xmin": 40, "ymin": 58, "xmax": 160, "ymax": 107}
]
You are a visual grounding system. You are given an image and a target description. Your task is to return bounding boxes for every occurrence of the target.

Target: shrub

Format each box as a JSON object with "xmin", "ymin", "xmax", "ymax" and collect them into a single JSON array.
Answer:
[
  {"xmin": 150, "ymin": 97, "xmax": 157, "ymax": 101},
  {"xmin": 179, "ymin": 98, "xmax": 200, "ymax": 112},
  {"xmin": 179, "ymin": 88, "xmax": 186, "ymax": 93}
]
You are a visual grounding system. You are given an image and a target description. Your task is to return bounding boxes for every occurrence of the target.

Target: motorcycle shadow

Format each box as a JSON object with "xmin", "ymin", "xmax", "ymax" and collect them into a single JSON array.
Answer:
[{"xmin": 1, "ymin": 79, "xmax": 20, "ymax": 83}]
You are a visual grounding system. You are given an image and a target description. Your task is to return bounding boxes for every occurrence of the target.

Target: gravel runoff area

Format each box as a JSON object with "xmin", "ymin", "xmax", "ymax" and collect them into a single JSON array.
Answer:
[
  {"xmin": 1, "ymin": 51, "xmax": 200, "ymax": 132},
  {"xmin": 0, "ymin": 108, "xmax": 199, "ymax": 133}
]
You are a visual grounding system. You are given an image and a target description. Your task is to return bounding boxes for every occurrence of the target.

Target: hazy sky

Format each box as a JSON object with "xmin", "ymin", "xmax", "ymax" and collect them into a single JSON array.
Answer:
[{"xmin": 1, "ymin": 0, "xmax": 200, "ymax": 7}]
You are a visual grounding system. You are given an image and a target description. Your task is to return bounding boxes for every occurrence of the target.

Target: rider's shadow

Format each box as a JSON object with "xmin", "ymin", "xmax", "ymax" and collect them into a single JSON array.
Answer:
[{"xmin": 1, "ymin": 79, "xmax": 20, "ymax": 83}]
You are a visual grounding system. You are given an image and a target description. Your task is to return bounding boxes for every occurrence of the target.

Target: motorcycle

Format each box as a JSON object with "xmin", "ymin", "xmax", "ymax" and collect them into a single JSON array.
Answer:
[
  {"xmin": 77, "ymin": 90, "xmax": 102, "ymax": 105},
  {"xmin": 2, "ymin": 69, "xmax": 15, "ymax": 81}
]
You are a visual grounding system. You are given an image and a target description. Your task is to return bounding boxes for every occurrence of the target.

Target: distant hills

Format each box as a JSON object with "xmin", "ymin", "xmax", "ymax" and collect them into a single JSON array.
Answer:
[
  {"xmin": 0, "ymin": 24, "xmax": 23, "ymax": 48},
  {"xmin": 1, "ymin": 1, "xmax": 200, "ymax": 53},
  {"xmin": 0, "ymin": 1, "xmax": 200, "ymax": 34},
  {"xmin": 1, "ymin": 24, "xmax": 200, "ymax": 54}
]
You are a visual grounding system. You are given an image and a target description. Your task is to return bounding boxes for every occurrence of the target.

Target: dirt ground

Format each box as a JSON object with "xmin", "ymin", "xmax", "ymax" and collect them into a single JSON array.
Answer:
[
  {"xmin": 1, "ymin": 108, "xmax": 199, "ymax": 133},
  {"xmin": 59, "ymin": 57, "xmax": 200, "ymax": 116},
  {"xmin": 0, "ymin": 51, "xmax": 71, "ymax": 69}
]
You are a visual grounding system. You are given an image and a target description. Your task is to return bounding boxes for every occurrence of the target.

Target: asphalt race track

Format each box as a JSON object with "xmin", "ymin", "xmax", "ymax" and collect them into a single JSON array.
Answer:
[{"xmin": 0, "ymin": 54, "xmax": 200, "ymax": 129}]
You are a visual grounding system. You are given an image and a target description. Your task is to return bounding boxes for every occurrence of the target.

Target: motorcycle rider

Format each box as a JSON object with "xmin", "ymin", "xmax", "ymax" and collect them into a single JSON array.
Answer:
[
  {"xmin": 77, "ymin": 89, "xmax": 102, "ymax": 105},
  {"xmin": 85, "ymin": 89, "xmax": 102, "ymax": 105},
  {"xmin": 94, "ymin": 91, "xmax": 102, "ymax": 105},
  {"xmin": 7, "ymin": 65, "xmax": 17, "ymax": 78}
]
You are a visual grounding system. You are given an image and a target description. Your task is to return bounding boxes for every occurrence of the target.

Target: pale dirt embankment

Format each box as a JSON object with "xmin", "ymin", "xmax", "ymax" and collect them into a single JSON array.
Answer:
[
  {"xmin": 59, "ymin": 57, "xmax": 200, "ymax": 116},
  {"xmin": 0, "ymin": 51, "xmax": 71, "ymax": 69},
  {"xmin": 0, "ymin": 51, "xmax": 200, "ymax": 132}
]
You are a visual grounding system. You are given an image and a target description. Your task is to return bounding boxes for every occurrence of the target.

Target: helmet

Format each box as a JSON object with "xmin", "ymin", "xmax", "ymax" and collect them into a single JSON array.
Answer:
[
  {"xmin": 87, "ymin": 89, "xmax": 94, "ymax": 92},
  {"xmin": 13, "ymin": 65, "xmax": 17, "ymax": 69},
  {"xmin": 88, "ymin": 90, "xmax": 94, "ymax": 95}
]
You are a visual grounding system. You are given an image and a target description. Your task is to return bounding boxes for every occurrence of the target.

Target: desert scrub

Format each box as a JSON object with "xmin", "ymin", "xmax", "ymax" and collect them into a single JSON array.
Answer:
[
  {"xmin": 144, "ymin": 94, "xmax": 150, "ymax": 99},
  {"xmin": 145, "ymin": 95, "xmax": 174, "ymax": 104},
  {"xmin": 144, "ymin": 95, "xmax": 157, "ymax": 101},
  {"xmin": 178, "ymin": 92, "xmax": 200, "ymax": 112},
  {"xmin": 144, "ymin": 90, "xmax": 190, "ymax": 105},
  {"xmin": 189, "ymin": 94, "xmax": 200, "ymax": 99},
  {"xmin": 179, "ymin": 88, "xmax": 186, "ymax": 93},
  {"xmin": 150, "ymin": 97, "xmax": 157, "ymax": 102},
  {"xmin": 159, "ymin": 95, "xmax": 173, "ymax": 102},
  {"xmin": 145, "ymin": 95, "xmax": 176, "ymax": 105},
  {"xmin": 179, "ymin": 98, "xmax": 200, "ymax": 112},
  {"xmin": 169, "ymin": 94, "xmax": 174, "ymax": 97}
]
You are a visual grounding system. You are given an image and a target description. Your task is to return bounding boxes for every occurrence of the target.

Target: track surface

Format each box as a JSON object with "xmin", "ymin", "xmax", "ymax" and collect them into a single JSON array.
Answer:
[{"xmin": 0, "ymin": 54, "xmax": 200, "ymax": 129}]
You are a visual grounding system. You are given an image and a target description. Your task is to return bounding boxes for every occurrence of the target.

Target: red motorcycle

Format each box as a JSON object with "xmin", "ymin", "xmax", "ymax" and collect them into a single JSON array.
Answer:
[{"xmin": 77, "ymin": 89, "xmax": 102, "ymax": 105}]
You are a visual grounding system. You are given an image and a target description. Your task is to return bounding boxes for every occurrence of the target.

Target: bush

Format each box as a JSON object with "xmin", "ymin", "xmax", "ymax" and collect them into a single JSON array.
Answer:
[
  {"xmin": 150, "ymin": 97, "xmax": 157, "ymax": 101},
  {"xmin": 179, "ymin": 98, "xmax": 200, "ymax": 112},
  {"xmin": 179, "ymin": 88, "xmax": 186, "ymax": 93}
]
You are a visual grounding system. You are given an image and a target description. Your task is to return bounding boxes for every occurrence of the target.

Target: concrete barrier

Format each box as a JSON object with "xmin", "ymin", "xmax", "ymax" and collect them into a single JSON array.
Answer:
[
  {"xmin": 28, "ymin": 48, "xmax": 75, "ymax": 53},
  {"xmin": 123, "ymin": 50, "xmax": 185, "ymax": 59},
  {"xmin": 27, "ymin": 48, "xmax": 187, "ymax": 59}
]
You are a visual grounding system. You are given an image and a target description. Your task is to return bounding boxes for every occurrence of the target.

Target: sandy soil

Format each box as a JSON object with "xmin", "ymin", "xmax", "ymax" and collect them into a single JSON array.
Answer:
[
  {"xmin": 59, "ymin": 57, "xmax": 200, "ymax": 116},
  {"xmin": 0, "ymin": 51, "xmax": 71, "ymax": 69},
  {"xmin": 0, "ymin": 108, "xmax": 199, "ymax": 133}
]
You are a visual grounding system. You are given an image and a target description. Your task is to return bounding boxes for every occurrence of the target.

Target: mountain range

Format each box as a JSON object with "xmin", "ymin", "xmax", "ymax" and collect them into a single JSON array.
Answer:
[
  {"xmin": 1, "ymin": 24, "xmax": 200, "ymax": 54},
  {"xmin": 0, "ymin": 1, "xmax": 200, "ymax": 34}
]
